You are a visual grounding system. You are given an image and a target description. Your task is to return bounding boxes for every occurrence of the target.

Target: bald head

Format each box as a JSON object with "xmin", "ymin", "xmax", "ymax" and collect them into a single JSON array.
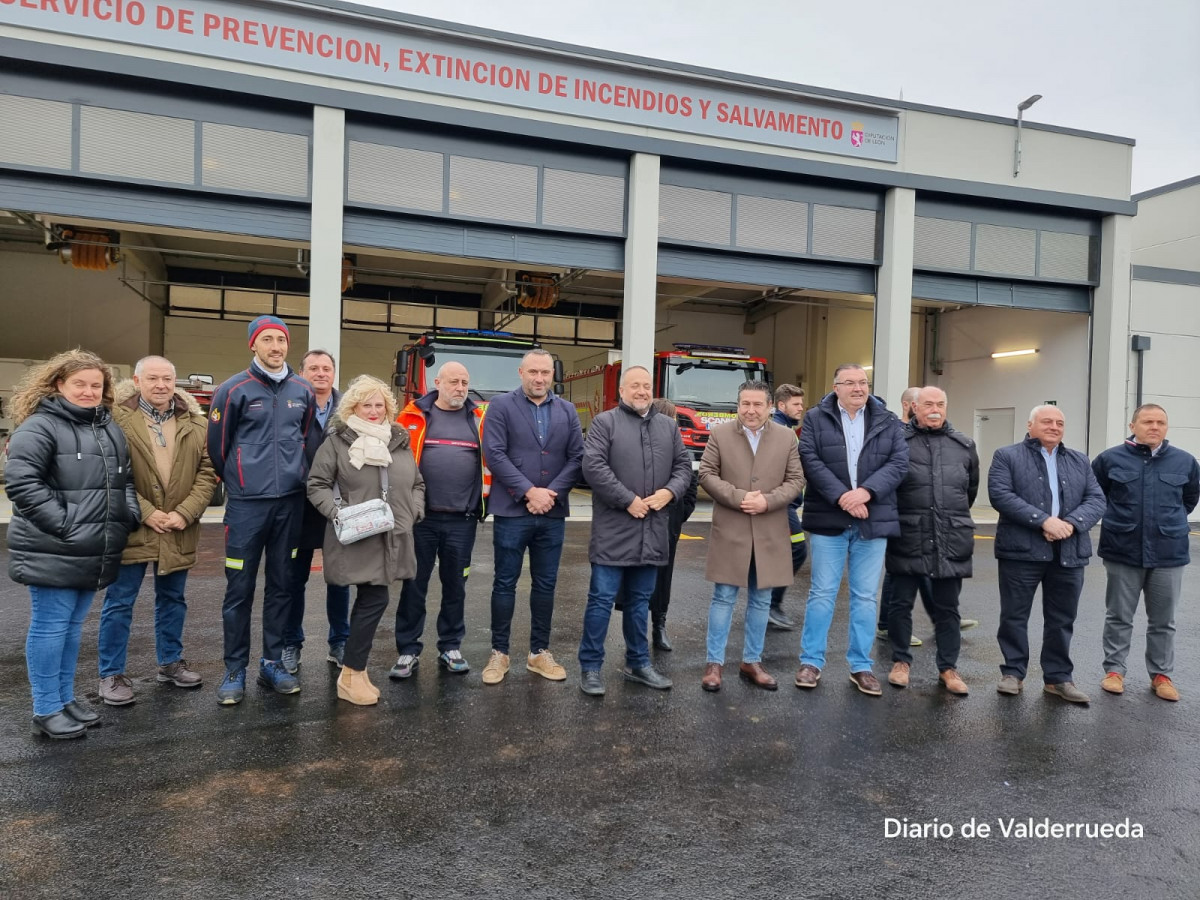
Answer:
[
  {"xmin": 434, "ymin": 360, "xmax": 470, "ymax": 410},
  {"xmin": 619, "ymin": 365, "xmax": 653, "ymax": 414}
]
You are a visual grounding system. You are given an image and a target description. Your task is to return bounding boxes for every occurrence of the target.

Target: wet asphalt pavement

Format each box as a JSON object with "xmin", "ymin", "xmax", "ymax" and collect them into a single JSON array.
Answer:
[{"xmin": 1, "ymin": 519, "xmax": 1198, "ymax": 900}]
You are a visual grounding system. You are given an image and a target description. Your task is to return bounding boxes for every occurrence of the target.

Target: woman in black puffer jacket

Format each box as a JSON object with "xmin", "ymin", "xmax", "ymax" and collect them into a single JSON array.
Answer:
[{"xmin": 6, "ymin": 349, "xmax": 139, "ymax": 740}]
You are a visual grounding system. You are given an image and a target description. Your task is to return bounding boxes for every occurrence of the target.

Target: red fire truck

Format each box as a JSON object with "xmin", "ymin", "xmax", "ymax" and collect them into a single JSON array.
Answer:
[
  {"xmin": 392, "ymin": 329, "xmax": 563, "ymax": 406},
  {"xmin": 564, "ymin": 344, "xmax": 771, "ymax": 466}
]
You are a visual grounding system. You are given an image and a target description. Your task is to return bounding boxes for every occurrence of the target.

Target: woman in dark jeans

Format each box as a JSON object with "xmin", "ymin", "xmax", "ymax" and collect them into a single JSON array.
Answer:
[
  {"xmin": 6, "ymin": 349, "xmax": 139, "ymax": 739},
  {"xmin": 307, "ymin": 375, "xmax": 424, "ymax": 706}
]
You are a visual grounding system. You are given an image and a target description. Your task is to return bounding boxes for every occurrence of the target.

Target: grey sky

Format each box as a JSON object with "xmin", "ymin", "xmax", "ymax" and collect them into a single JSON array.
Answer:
[{"xmin": 357, "ymin": 0, "xmax": 1199, "ymax": 193}]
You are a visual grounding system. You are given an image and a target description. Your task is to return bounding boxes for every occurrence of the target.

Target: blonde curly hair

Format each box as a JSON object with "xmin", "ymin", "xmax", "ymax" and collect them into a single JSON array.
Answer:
[
  {"xmin": 10, "ymin": 349, "xmax": 115, "ymax": 425},
  {"xmin": 335, "ymin": 374, "xmax": 399, "ymax": 424}
]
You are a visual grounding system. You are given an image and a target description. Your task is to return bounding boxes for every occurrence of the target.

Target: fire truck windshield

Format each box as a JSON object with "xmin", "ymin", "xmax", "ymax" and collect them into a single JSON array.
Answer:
[
  {"xmin": 425, "ymin": 346, "xmax": 530, "ymax": 398},
  {"xmin": 663, "ymin": 360, "xmax": 767, "ymax": 409}
]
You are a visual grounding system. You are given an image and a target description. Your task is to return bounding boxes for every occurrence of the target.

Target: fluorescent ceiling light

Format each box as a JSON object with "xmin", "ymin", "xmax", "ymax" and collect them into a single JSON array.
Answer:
[{"xmin": 991, "ymin": 349, "xmax": 1038, "ymax": 359}]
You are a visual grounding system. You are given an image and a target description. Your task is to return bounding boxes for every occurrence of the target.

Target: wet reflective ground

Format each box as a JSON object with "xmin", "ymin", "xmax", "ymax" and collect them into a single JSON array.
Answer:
[{"xmin": 1, "ymin": 522, "xmax": 1197, "ymax": 899}]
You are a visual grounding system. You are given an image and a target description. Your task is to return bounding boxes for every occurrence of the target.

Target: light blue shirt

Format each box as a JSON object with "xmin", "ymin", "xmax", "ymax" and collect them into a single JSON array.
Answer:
[
  {"xmin": 744, "ymin": 423, "xmax": 764, "ymax": 455},
  {"xmin": 1040, "ymin": 444, "xmax": 1061, "ymax": 517},
  {"xmin": 839, "ymin": 403, "xmax": 866, "ymax": 489},
  {"xmin": 524, "ymin": 393, "xmax": 551, "ymax": 446},
  {"xmin": 314, "ymin": 396, "xmax": 334, "ymax": 430}
]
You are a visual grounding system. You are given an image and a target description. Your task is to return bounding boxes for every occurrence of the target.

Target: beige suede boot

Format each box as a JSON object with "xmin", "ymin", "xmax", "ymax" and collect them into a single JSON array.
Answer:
[{"xmin": 337, "ymin": 667, "xmax": 378, "ymax": 706}]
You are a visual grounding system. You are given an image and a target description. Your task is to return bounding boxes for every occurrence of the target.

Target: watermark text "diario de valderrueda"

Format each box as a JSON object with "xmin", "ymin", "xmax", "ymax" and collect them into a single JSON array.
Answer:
[{"xmin": 884, "ymin": 817, "xmax": 1144, "ymax": 839}]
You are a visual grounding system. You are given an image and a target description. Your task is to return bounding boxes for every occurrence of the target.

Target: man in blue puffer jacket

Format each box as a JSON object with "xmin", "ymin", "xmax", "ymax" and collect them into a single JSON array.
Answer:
[
  {"xmin": 206, "ymin": 315, "xmax": 318, "ymax": 704},
  {"xmin": 1092, "ymin": 403, "xmax": 1199, "ymax": 702},
  {"xmin": 795, "ymin": 365, "xmax": 908, "ymax": 697},
  {"xmin": 989, "ymin": 405, "xmax": 1105, "ymax": 704}
]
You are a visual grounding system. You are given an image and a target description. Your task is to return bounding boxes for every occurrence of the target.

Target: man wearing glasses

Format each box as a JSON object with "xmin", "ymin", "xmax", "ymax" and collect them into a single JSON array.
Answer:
[
  {"xmin": 97, "ymin": 356, "xmax": 217, "ymax": 706},
  {"xmin": 794, "ymin": 364, "xmax": 908, "ymax": 696}
]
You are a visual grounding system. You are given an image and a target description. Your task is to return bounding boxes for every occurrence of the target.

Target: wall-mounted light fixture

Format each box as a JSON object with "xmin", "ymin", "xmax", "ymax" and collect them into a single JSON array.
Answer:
[
  {"xmin": 1013, "ymin": 93, "xmax": 1043, "ymax": 178},
  {"xmin": 991, "ymin": 348, "xmax": 1038, "ymax": 359}
]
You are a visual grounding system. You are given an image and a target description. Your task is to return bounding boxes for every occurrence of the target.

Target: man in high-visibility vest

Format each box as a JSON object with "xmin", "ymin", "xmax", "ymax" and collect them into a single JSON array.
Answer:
[{"xmin": 392, "ymin": 361, "xmax": 489, "ymax": 679}]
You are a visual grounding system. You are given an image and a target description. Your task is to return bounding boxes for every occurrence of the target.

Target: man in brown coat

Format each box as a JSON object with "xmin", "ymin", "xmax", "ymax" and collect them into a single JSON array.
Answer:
[
  {"xmin": 700, "ymin": 380, "xmax": 805, "ymax": 692},
  {"xmin": 97, "ymin": 356, "xmax": 217, "ymax": 705}
]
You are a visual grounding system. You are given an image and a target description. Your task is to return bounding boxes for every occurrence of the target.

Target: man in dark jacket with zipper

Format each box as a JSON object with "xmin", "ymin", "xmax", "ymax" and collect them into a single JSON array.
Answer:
[
  {"xmin": 391, "ymin": 361, "xmax": 488, "ymax": 680},
  {"xmin": 1092, "ymin": 404, "xmax": 1199, "ymax": 702},
  {"xmin": 206, "ymin": 315, "xmax": 318, "ymax": 704},
  {"xmin": 883, "ymin": 386, "xmax": 978, "ymax": 695},
  {"xmin": 989, "ymin": 405, "xmax": 1105, "ymax": 703},
  {"xmin": 578, "ymin": 366, "xmax": 692, "ymax": 696},
  {"xmin": 795, "ymin": 364, "xmax": 908, "ymax": 697},
  {"xmin": 282, "ymin": 349, "xmax": 348, "ymax": 673},
  {"xmin": 480, "ymin": 349, "xmax": 584, "ymax": 686}
]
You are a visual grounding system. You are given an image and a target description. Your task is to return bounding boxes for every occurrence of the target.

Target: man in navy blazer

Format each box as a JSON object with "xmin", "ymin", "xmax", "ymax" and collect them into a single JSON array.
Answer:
[{"xmin": 480, "ymin": 349, "xmax": 584, "ymax": 685}]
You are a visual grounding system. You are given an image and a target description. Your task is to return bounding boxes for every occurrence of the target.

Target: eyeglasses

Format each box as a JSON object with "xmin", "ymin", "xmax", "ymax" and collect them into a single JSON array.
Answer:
[
  {"xmin": 149, "ymin": 422, "xmax": 166, "ymax": 447},
  {"xmin": 835, "ymin": 380, "xmax": 870, "ymax": 388}
]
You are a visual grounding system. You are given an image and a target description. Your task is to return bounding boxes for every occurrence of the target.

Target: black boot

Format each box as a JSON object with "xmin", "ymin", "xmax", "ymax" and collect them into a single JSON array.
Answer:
[
  {"xmin": 32, "ymin": 711, "xmax": 87, "ymax": 740},
  {"xmin": 652, "ymin": 621, "xmax": 672, "ymax": 652}
]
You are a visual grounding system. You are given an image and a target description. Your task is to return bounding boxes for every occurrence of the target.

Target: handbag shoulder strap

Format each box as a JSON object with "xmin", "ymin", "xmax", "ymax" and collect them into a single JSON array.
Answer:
[{"xmin": 332, "ymin": 465, "xmax": 389, "ymax": 507}]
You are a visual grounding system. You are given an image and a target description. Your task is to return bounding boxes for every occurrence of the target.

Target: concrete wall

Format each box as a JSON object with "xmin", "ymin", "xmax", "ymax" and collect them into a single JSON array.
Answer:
[
  {"xmin": 1129, "ymin": 180, "xmax": 1200, "ymax": 457},
  {"xmin": 0, "ymin": 243, "xmax": 155, "ymax": 368},
  {"xmin": 902, "ymin": 110, "xmax": 1132, "ymax": 201},
  {"xmin": 1132, "ymin": 181, "xmax": 1200, "ymax": 269},
  {"xmin": 932, "ymin": 306, "xmax": 1091, "ymax": 449}
]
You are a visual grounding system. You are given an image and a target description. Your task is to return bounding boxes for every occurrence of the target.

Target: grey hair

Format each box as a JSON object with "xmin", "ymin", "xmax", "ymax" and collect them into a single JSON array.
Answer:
[
  {"xmin": 900, "ymin": 386, "xmax": 921, "ymax": 407},
  {"xmin": 1028, "ymin": 403, "xmax": 1062, "ymax": 423},
  {"xmin": 134, "ymin": 355, "xmax": 175, "ymax": 377}
]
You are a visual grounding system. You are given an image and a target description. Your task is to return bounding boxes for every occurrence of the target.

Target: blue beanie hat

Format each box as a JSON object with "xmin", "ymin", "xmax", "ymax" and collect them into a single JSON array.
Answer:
[{"xmin": 248, "ymin": 314, "xmax": 289, "ymax": 348}]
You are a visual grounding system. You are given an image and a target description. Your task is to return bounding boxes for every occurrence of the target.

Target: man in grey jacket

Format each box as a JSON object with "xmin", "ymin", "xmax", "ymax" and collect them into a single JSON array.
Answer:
[{"xmin": 578, "ymin": 366, "xmax": 692, "ymax": 696}]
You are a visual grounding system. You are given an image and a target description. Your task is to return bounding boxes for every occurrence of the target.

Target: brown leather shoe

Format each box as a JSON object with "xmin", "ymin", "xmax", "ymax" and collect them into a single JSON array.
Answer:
[
  {"xmin": 888, "ymin": 661, "xmax": 910, "ymax": 687},
  {"xmin": 701, "ymin": 663, "xmax": 722, "ymax": 692},
  {"xmin": 939, "ymin": 668, "xmax": 969, "ymax": 695},
  {"xmin": 849, "ymin": 670, "xmax": 883, "ymax": 696},
  {"xmin": 738, "ymin": 662, "xmax": 778, "ymax": 691},
  {"xmin": 794, "ymin": 664, "xmax": 821, "ymax": 689}
]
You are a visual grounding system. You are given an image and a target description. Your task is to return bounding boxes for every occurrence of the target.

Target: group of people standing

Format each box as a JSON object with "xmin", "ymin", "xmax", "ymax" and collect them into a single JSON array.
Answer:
[
  {"xmin": 715, "ymin": 366, "xmax": 1197, "ymax": 707},
  {"xmin": 7, "ymin": 320, "xmax": 1196, "ymax": 738}
]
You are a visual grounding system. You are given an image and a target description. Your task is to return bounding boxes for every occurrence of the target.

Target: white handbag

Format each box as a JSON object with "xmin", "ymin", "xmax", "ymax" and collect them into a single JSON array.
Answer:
[{"xmin": 331, "ymin": 467, "xmax": 394, "ymax": 545}]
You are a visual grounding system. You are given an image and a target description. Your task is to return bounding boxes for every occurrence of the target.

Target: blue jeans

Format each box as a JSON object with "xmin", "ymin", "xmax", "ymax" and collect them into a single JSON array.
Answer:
[
  {"xmin": 706, "ymin": 563, "xmax": 773, "ymax": 665},
  {"xmin": 283, "ymin": 547, "xmax": 351, "ymax": 649},
  {"xmin": 397, "ymin": 513, "xmax": 479, "ymax": 656},
  {"xmin": 489, "ymin": 514, "xmax": 565, "ymax": 655},
  {"xmin": 799, "ymin": 529, "xmax": 887, "ymax": 672},
  {"xmin": 27, "ymin": 586, "xmax": 95, "ymax": 716},
  {"xmin": 578, "ymin": 563, "xmax": 656, "ymax": 671},
  {"xmin": 98, "ymin": 563, "xmax": 189, "ymax": 676}
]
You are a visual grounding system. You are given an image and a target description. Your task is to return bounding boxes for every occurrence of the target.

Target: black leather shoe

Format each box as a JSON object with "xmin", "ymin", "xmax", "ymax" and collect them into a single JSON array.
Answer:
[
  {"xmin": 62, "ymin": 699, "xmax": 101, "ymax": 727},
  {"xmin": 579, "ymin": 670, "xmax": 605, "ymax": 696},
  {"xmin": 652, "ymin": 624, "xmax": 672, "ymax": 652},
  {"xmin": 32, "ymin": 711, "xmax": 86, "ymax": 740},
  {"xmin": 623, "ymin": 666, "xmax": 673, "ymax": 690}
]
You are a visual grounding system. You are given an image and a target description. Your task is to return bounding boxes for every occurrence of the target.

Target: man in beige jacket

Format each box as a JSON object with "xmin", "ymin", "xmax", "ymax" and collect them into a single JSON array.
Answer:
[
  {"xmin": 700, "ymin": 380, "xmax": 805, "ymax": 692},
  {"xmin": 97, "ymin": 356, "xmax": 216, "ymax": 705}
]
